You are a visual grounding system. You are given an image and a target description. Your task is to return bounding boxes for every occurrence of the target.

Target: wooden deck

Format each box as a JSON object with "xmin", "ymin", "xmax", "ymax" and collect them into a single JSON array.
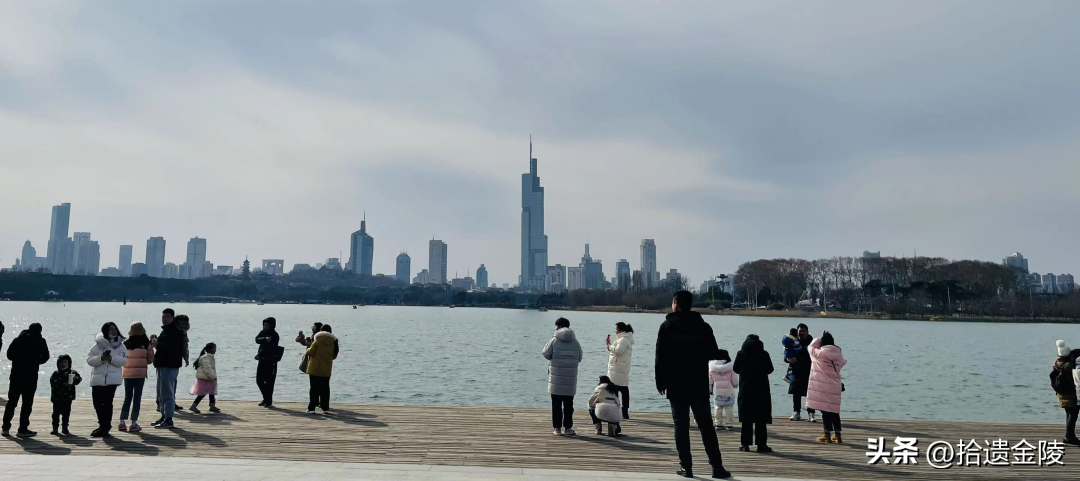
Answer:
[{"xmin": 0, "ymin": 398, "xmax": 1076, "ymax": 480}]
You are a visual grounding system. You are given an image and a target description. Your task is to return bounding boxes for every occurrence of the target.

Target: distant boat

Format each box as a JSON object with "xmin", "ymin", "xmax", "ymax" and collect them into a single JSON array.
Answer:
[
  {"xmin": 449, "ymin": 305, "xmax": 455, "ymax": 308},
  {"xmin": 221, "ymin": 301, "xmax": 227, "ymax": 304},
  {"xmin": 538, "ymin": 307, "xmax": 548, "ymax": 312},
  {"xmin": 257, "ymin": 302, "xmax": 265, "ymax": 305},
  {"xmin": 352, "ymin": 305, "xmax": 358, "ymax": 309}
]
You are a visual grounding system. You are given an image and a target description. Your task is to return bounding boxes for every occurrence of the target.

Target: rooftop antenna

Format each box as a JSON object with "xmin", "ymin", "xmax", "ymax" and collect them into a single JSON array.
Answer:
[{"xmin": 529, "ymin": 134, "xmax": 532, "ymax": 159}]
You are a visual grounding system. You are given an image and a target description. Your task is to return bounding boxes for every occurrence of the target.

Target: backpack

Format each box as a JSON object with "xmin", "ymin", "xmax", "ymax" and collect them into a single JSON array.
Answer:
[{"xmin": 1051, "ymin": 364, "xmax": 1074, "ymax": 395}]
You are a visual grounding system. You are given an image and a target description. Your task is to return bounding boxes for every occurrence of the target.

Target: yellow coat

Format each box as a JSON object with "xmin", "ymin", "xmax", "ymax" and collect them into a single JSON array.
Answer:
[{"xmin": 305, "ymin": 331, "xmax": 338, "ymax": 378}]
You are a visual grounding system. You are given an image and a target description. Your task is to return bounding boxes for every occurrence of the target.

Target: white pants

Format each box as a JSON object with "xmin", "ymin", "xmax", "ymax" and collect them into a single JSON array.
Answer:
[{"xmin": 714, "ymin": 405, "xmax": 734, "ymax": 428}]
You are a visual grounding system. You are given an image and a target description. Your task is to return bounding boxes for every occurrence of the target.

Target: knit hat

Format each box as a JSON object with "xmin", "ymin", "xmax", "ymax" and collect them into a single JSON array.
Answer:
[
  {"xmin": 1057, "ymin": 340, "xmax": 1072, "ymax": 357},
  {"xmin": 128, "ymin": 322, "xmax": 146, "ymax": 337}
]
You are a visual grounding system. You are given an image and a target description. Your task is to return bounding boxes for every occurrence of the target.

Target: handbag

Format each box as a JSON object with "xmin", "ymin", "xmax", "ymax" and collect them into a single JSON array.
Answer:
[
  {"xmin": 831, "ymin": 360, "xmax": 845, "ymax": 392},
  {"xmin": 299, "ymin": 355, "xmax": 309, "ymax": 373}
]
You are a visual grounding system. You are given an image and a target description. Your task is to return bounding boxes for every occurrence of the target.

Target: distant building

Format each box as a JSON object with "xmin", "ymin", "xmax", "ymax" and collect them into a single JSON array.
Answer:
[
  {"xmin": 476, "ymin": 264, "xmax": 489, "ymax": 290},
  {"xmin": 186, "ymin": 237, "xmax": 208, "ymax": 278},
  {"xmin": 349, "ymin": 217, "xmax": 374, "ymax": 277},
  {"xmin": 100, "ymin": 267, "xmax": 121, "ymax": 277},
  {"xmin": 567, "ymin": 266, "xmax": 585, "ymax": 291},
  {"xmin": 292, "ymin": 264, "xmax": 313, "ymax": 273},
  {"xmin": 429, "ymin": 239, "xmax": 448, "ymax": 284},
  {"xmin": 863, "ymin": 251, "xmax": 881, "ymax": 258},
  {"xmin": 502, "ymin": 283, "xmax": 510, "ymax": 289},
  {"xmin": 665, "ymin": 268, "xmax": 681, "ymax": 287},
  {"xmin": 547, "ymin": 264, "xmax": 567, "ymax": 293},
  {"xmin": 520, "ymin": 141, "xmax": 549, "ymax": 292},
  {"xmin": 395, "ymin": 252, "xmax": 411, "ymax": 284},
  {"xmin": 163, "ymin": 262, "xmax": 179, "ymax": 279},
  {"xmin": 72, "ymin": 232, "xmax": 94, "ymax": 275},
  {"xmin": 118, "ymin": 245, "xmax": 132, "ymax": 277},
  {"xmin": 1058, "ymin": 274, "xmax": 1075, "ymax": 294},
  {"xmin": 46, "ymin": 203, "xmax": 72, "ymax": 273},
  {"xmin": 18, "ymin": 240, "xmax": 45, "ymax": 272},
  {"xmin": 131, "ymin": 262, "xmax": 148, "ymax": 277},
  {"xmin": 324, "ymin": 258, "xmax": 342, "ymax": 270},
  {"xmin": 214, "ymin": 266, "xmax": 234, "ymax": 276},
  {"xmin": 720, "ymin": 275, "xmax": 736, "ymax": 295},
  {"xmin": 579, "ymin": 244, "xmax": 604, "ymax": 290},
  {"xmin": 640, "ymin": 239, "xmax": 658, "ymax": 288},
  {"xmin": 700, "ymin": 279, "xmax": 717, "ymax": 294},
  {"xmin": 145, "ymin": 237, "xmax": 166, "ymax": 277},
  {"xmin": 413, "ymin": 268, "xmax": 431, "ymax": 285},
  {"xmin": 1042, "ymin": 273, "xmax": 1058, "ymax": 294},
  {"xmin": 616, "ymin": 259, "xmax": 631, "ymax": 291},
  {"xmin": 451, "ymin": 276, "xmax": 475, "ymax": 291},
  {"xmin": 263, "ymin": 259, "xmax": 285, "ymax": 276},
  {"xmin": 1003, "ymin": 252, "xmax": 1029, "ymax": 273}
]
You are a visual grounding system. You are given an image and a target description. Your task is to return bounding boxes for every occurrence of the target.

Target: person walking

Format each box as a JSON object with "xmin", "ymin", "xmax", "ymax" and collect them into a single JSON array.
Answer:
[
  {"xmin": 805, "ymin": 331, "xmax": 847, "ymax": 443},
  {"xmin": 732, "ymin": 333, "xmax": 774, "ymax": 453},
  {"xmin": 119, "ymin": 322, "xmax": 154, "ymax": 433},
  {"xmin": 2, "ymin": 323, "xmax": 50, "ymax": 437},
  {"xmin": 48, "ymin": 354, "xmax": 82, "ymax": 437},
  {"xmin": 787, "ymin": 323, "xmax": 815, "ymax": 422},
  {"xmin": 305, "ymin": 324, "xmax": 339, "ymax": 414},
  {"xmin": 543, "ymin": 317, "xmax": 583, "ymax": 436},
  {"xmin": 1053, "ymin": 340, "xmax": 1080, "ymax": 445},
  {"xmin": 188, "ymin": 343, "xmax": 219, "ymax": 413},
  {"xmin": 709, "ymin": 349, "xmax": 738, "ymax": 431},
  {"xmin": 255, "ymin": 317, "xmax": 281, "ymax": 407},
  {"xmin": 605, "ymin": 322, "xmax": 634, "ymax": 420},
  {"xmin": 87, "ymin": 322, "xmax": 128, "ymax": 437},
  {"xmin": 152, "ymin": 309, "xmax": 185, "ymax": 429},
  {"xmin": 655, "ymin": 291, "xmax": 730, "ymax": 479}
]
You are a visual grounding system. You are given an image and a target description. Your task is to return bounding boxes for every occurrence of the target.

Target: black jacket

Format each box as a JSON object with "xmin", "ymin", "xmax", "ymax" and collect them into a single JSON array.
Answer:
[
  {"xmin": 256, "ymin": 329, "xmax": 281, "ymax": 362},
  {"xmin": 153, "ymin": 322, "xmax": 185, "ymax": 369},
  {"xmin": 787, "ymin": 334, "xmax": 813, "ymax": 396},
  {"xmin": 50, "ymin": 369, "xmax": 82, "ymax": 402},
  {"xmin": 733, "ymin": 335, "xmax": 774, "ymax": 423},
  {"xmin": 6, "ymin": 330, "xmax": 50, "ymax": 381},
  {"xmin": 655, "ymin": 311, "xmax": 720, "ymax": 401}
]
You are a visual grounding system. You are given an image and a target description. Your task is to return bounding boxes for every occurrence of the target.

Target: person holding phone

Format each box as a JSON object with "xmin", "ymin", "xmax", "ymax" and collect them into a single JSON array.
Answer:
[
  {"xmin": 255, "ymin": 317, "xmax": 281, "ymax": 408},
  {"xmin": 605, "ymin": 322, "xmax": 635, "ymax": 420},
  {"xmin": 87, "ymin": 322, "xmax": 127, "ymax": 437}
]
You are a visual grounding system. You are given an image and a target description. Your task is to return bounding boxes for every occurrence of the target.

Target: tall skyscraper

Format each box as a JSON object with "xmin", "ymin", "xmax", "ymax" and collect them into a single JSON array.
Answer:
[
  {"xmin": 640, "ymin": 239, "xmax": 658, "ymax": 288},
  {"xmin": 118, "ymin": 245, "xmax": 133, "ymax": 276},
  {"xmin": 186, "ymin": 237, "xmax": 208, "ymax": 278},
  {"xmin": 395, "ymin": 252, "xmax": 411, "ymax": 284},
  {"xmin": 49, "ymin": 203, "xmax": 71, "ymax": 242},
  {"xmin": 73, "ymin": 233, "xmax": 99, "ymax": 275},
  {"xmin": 349, "ymin": 216, "xmax": 374, "ymax": 277},
  {"xmin": 476, "ymin": 264, "xmax": 489, "ymax": 289},
  {"xmin": 429, "ymin": 239, "xmax": 448, "ymax": 284},
  {"xmin": 580, "ymin": 243, "xmax": 605, "ymax": 290},
  {"xmin": 520, "ymin": 139, "xmax": 549, "ymax": 291},
  {"xmin": 146, "ymin": 237, "xmax": 166, "ymax": 277},
  {"xmin": 547, "ymin": 264, "xmax": 567, "ymax": 293},
  {"xmin": 20, "ymin": 241, "xmax": 36, "ymax": 272},
  {"xmin": 567, "ymin": 266, "xmax": 585, "ymax": 291},
  {"xmin": 1003, "ymin": 252, "xmax": 1029, "ymax": 273},
  {"xmin": 616, "ymin": 259, "xmax": 631, "ymax": 291},
  {"xmin": 46, "ymin": 202, "xmax": 73, "ymax": 274}
]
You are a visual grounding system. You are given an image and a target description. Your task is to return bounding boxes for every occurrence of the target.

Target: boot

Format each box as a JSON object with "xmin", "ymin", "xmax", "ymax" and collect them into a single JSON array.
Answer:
[
  {"xmin": 832, "ymin": 432, "xmax": 843, "ymax": 444},
  {"xmin": 608, "ymin": 423, "xmax": 618, "ymax": 437},
  {"xmin": 61, "ymin": 426, "xmax": 71, "ymax": 437},
  {"xmin": 594, "ymin": 423, "xmax": 603, "ymax": 435},
  {"xmin": 816, "ymin": 433, "xmax": 833, "ymax": 443},
  {"xmin": 50, "ymin": 424, "xmax": 59, "ymax": 436}
]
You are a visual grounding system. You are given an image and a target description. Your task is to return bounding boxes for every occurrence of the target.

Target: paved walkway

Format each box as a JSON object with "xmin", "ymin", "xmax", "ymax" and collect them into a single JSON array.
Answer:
[{"xmin": 0, "ymin": 454, "xmax": 815, "ymax": 480}]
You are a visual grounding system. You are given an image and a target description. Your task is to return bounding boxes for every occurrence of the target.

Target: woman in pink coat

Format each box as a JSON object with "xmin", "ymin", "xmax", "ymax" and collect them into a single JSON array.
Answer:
[{"xmin": 805, "ymin": 331, "xmax": 846, "ymax": 444}]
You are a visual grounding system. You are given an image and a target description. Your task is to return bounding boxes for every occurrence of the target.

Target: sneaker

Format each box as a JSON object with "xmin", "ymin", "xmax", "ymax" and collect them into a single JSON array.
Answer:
[
  {"xmin": 154, "ymin": 419, "xmax": 174, "ymax": 429},
  {"xmin": 258, "ymin": 401, "xmax": 268, "ymax": 407},
  {"xmin": 118, "ymin": 421, "xmax": 128, "ymax": 432},
  {"xmin": 61, "ymin": 427, "xmax": 71, "ymax": 437},
  {"xmin": 174, "ymin": 406, "xmax": 184, "ymax": 412},
  {"xmin": 1064, "ymin": 438, "xmax": 1080, "ymax": 446},
  {"xmin": 306, "ymin": 410, "xmax": 317, "ymax": 415},
  {"xmin": 150, "ymin": 418, "xmax": 165, "ymax": 427},
  {"xmin": 189, "ymin": 406, "xmax": 201, "ymax": 414},
  {"xmin": 16, "ymin": 430, "xmax": 37, "ymax": 438},
  {"xmin": 832, "ymin": 433, "xmax": 843, "ymax": 444},
  {"xmin": 808, "ymin": 412, "xmax": 817, "ymax": 423},
  {"xmin": 676, "ymin": 467, "xmax": 693, "ymax": 478},
  {"xmin": 816, "ymin": 433, "xmax": 833, "ymax": 443},
  {"xmin": 757, "ymin": 445, "xmax": 773, "ymax": 453},
  {"xmin": 564, "ymin": 428, "xmax": 577, "ymax": 436},
  {"xmin": 90, "ymin": 428, "xmax": 104, "ymax": 438},
  {"xmin": 1, "ymin": 428, "xmax": 9, "ymax": 437},
  {"xmin": 789, "ymin": 412, "xmax": 801, "ymax": 421},
  {"xmin": 553, "ymin": 428, "xmax": 562, "ymax": 436},
  {"xmin": 209, "ymin": 407, "xmax": 221, "ymax": 413},
  {"xmin": 738, "ymin": 445, "xmax": 750, "ymax": 452},
  {"xmin": 712, "ymin": 467, "xmax": 732, "ymax": 479},
  {"xmin": 264, "ymin": 404, "xmax": 274, "ymax": 409},
  {"xmin": 129, "ymin": 424, "xmax": 142, "ymax": 433},
  {"xmin": 322, "ymin": 409, "xmax": 333, "ymax": 416},
  {"xmin": 594, "ymin": 424, "xmax": 603, "ymax": 435},
  {"xmin": 50, "ymin": 429, "xmax": 59, "ymax": 436}
]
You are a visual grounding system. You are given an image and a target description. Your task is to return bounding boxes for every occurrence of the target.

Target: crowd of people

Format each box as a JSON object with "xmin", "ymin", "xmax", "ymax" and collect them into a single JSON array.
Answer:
[{"xmin": 0, "ymin": 309, "xmax": 340, "ymax": 438}]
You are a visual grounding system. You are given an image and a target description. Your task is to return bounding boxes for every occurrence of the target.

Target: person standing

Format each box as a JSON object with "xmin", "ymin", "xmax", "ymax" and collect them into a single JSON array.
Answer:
[
  {"xmin": 605, "ymin": 322, "xmax": 634, "ymax": 420},
  {"xmin": 1053, "ymin": 340, "xmax": 1080, "ymax": 445},
  {"xmin": 87, "ymin": 322, "xmax": 128, "ymax": 437},
  {"xmin": 655, "ymin": 291, "xmax": 730, "ymax": 479},
  {"xmin": 49, "ymin": 354, "xmax": 82, "ymax": 436},
  {"xmin": 732, "ymin": 333, "xmax": 774, "ymax": 453},
  {"xmin": 296, "ymin": 322, "xmax": 323, "ymax": 373},
  {"xmin": 188, "ymin": 343, "xmax": 219, "ymax": 413},
  {"xmin": 255, "ymin": 317, "xmax": 281, "ymax": 407},
  {"xmin": 305, "ymin": 324, "xmax": 339, "ymax": 414},
  {"xmin": 2, "ymin": 323, "xmax": 50, "ymax": 437},
  {"xmin": 805, "ymin": 331, "xmax": 847, "ymax": 443},
  {"xmin": 152, "ymin": 310, "xmax": 185, "ymax": 429},
  {"xmin": 543, "ymin": 317, "xmax": 583, "ymax": 436},
  {"xmin": 120, "ymin": 322, "xmax": 154, "ymax": 433},
  {"xmin": 787, "ymin": 323, "xmax": 815, "ymax": 422}
]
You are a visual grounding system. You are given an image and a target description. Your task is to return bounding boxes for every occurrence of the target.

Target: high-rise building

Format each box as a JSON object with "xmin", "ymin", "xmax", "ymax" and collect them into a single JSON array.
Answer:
[
  {"xmin": 429, "ymin": 239, "xmax": 447, "ymax": 284},
  {"xmin": 131, "ymin": 262, "xmax": 148, "ymax": 277},
  {"xmin": 324, "ymin": 258, "xmax": 342, "ymax": 270},
  {"xmin": 349, "ymin": 216, "xmax": 374, "ymax": 277},
  {"xmin": 163, "ymin": 262, "xmax": 179, "ymax": 279},
  {"xmin": 413, "ymin": 268, "xmax": 431, "ymax": 285},
  {"xmin": 1058, "ymin": 274, "xmax": 1075, "ymax": 294},
  {"xmin": 520, "ymin": 139, "xmax": 549, "ymax": 292},
  {"xmin": 46, "ymin": 202, "xmax": 73, "ymax": 275},
  {"xmin": 186, "ymin": 237, "xmax": 208, "ymax": 278},
  {"xmin": 1042, "ymin": 273, "xmax": 1058, "ymax": 294},
  {"xmin": 20, "ymin": 241, "xmax": 36, "ymax": 272},
  {"xmin": 72, "ymin": 232, "xmax": 92, "ymax": 274},
  {"xmin": 1003, "ymin": 252, "xmax": 1029, "ymax": 273},
  {"xmin": 567, "ymin": 266, "xmax": 585, "ymax": 291},
  {"xmin": 547, "ymin": 264, "xmax": 567, "ymax": 293},
  {"xmin": 145, "ymin": 237, "xmax": 166, "ymax": 277},
  {"xmin": 665, "ymin": 268, "xmax": 681, "ymax": 288},
  {"xmin": 396, "ymin": 252, "xmax": 411, "ymax": 284},
  {"xmin": 579, "ymin": 244, "xmax": 605, "ymax": 290},
  {"xmin": 118, "ymin": 245, "xmax": 132, "ymax": 277},
  {"xmin": 640, "ymin": 239, "xmax": 658, "ymax": 288},
  {"xmin": 451, "ymin": 275, "xmax": 475, "ymax": 291},
  {"xmin": 476, "ymin": 264, "xmax": 489, "ymax": 290},
  {"xmin": 49, "ymin": 203, "xmax": 71, "ymax": 241},
  {"xmin": 616, "ymin": 259, "xmax": 631, "ymax": 291}
]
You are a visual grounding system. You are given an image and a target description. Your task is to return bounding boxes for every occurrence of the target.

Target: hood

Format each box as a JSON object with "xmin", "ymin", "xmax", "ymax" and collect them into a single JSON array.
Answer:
[
  {"xmin": 555, "ymin": 327, "xmax": 576, "ymax": 342},
  {"xmin": 96, "ymin": 332, "xmax": 124, "ymax": 348},
  {"xmin": 741, "ymin": 335, "xmax": 764, "ymax": 352},
  {"xmin": 314, "ymin": 331, "xmax": 337, "ymax": 341},
  {"xmin": 709, "ymin": 360, "xmax": 733, "ymax": 373},
  {"xmin": 124, "ymin": 334, "xmax": 151, "ymax": 350},
  {"xmin": 816, "ymin": 343, "xmax": 844, "ymax": 361},
  {"xmin": 56, "ymin": 354, "xmax": 73, "ymax": 370},
  {"xmin": 617, "ymin": 332, "xmax": 634, "ymax": 344},
  {"xmin": 665, "ymin": 311, "xmax": 706, "ymax": 323}
]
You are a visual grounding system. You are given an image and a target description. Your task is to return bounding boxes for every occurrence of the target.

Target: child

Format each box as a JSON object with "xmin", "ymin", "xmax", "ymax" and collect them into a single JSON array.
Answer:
[
  {"xmin": 782, "ymin": 328, "xmax": 801, "ymax": 383},
  {"xmin": 49, "ymin": 354, "xmax": 82, "ymax": 436},
  {"xmin": 588, "ymin": 375, "xmax": 622, "ymax": 437},
  {"xmin": 188, "ymin": 343, "xmax": 219, "ymax": 414},
  {"xmin": 709, "ymin": 349, "xmax": 738, "ymax": 431}
]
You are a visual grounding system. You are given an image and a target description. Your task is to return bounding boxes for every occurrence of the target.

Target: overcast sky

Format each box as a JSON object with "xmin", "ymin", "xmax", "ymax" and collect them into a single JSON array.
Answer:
[{"xmin": 2, "ymin": 1, "xmax": 1078, "ymax": 286}]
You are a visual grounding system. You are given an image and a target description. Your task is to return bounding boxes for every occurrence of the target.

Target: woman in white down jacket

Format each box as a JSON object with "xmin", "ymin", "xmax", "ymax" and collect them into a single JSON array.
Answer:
[
  {"xmin": 87, "ymin": 322, "xmax": 127, "ymax": 437},
  {"xmin": 605, "ymin": 322, "xmax": 634, "ymax": 419}
]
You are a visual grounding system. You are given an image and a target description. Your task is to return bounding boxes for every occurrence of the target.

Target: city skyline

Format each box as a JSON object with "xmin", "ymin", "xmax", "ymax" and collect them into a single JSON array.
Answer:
[{"xmin": 2, "ymin": 3, "xmax": 1079, "ymax": 284}]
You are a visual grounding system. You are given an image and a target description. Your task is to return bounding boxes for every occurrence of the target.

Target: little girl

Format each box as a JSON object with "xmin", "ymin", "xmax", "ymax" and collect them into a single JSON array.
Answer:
[
  {"xmin": 188, "ymin": 343, "xmax": 219, "ymax": 414},
  {"xmin": 709, "ymin": 349, "xmax": 739, "ymax": 430},
  {"xmin": 588, "ymin": 375, "xmax": 623, "ymax": 437}
]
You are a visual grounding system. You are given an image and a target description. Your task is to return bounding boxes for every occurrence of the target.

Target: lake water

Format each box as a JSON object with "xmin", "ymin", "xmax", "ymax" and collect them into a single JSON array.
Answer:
[{"xmin": 0, "ymin": 302, "xmax": 1075, "ymax": 423}]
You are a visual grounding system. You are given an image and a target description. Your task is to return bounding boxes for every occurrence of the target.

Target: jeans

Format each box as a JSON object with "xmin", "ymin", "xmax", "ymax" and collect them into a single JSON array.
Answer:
[
  {"xmin": 550, "ymin": 395, "xmax": 574, "ymax": 430},
  {"xmin": 256, "ymin": 361, "xmax": 278, "ymax": 404},
  {"xmin": 793, "ymin": 394, "xmax": 815, "ymax": 415},
  {"xmin": 120, "ymin": 378, "xmax": 146, "ymax": 423},
  {"xmin": 52, "ymin": 399, "xmax": 72, "ymax": 429},
  {"xmin": 191, "ymin": 394, "xmax": 216, "ymax": 408},
  {"xmin": 670, "ymin": 396, "xmax": 723, "ymax": 471},
  {"xmin": 92, "ymin": 385, "xmax": 119, "ymax": 432},
  {"xmin": 3, "ymin": 377, "xmax": 37, "ymax": 431},
  {"xmin": 822, "ymin": 411, "xmax": 842, "ymax": 433},
  {"xmin": 741, "ymin": 421, "xmax": 768, "ymax": 447},
  {"xmin": 308, "ymin": 375, "xmax": 331, "ymax": 411},
  {"xmin": 156, "ymin": 367, "xmax": 180, "ymax": 419},
  {"xmin": 612, "ymin": 384, "xmax": 630, "ymax": 418},
  {"xmin": 1066, "ymin": 407, "xmax": 1079, "ymax": 440},
  {"xmin": 714, "ymin": 404, "xmax": 734, "ymax": 428}
]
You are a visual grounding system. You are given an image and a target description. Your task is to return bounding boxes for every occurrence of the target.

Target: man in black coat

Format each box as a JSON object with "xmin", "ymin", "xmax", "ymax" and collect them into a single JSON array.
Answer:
[
  {"xmin": 655, "ymin": 291, "xmax": 730, "ymax": 479},
  {"xmin": 3, "ymin": 323, "xmax": 50, "ymax": 437},
  {"xmin": 787, "ymin": 323, "xmax": 815, "ymax": 421},
  {"xmin": 151, "ymin": 309, "xmax": 186, "ymax": 428},
  {"xmin": 255, "ymin": 317, "xmax": 281, "ymax": 408}
]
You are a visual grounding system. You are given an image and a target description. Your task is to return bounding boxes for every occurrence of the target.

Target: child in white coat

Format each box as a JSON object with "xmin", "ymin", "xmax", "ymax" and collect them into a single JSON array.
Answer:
[
  {"xmin": 588, "ymin": 375, "xmax": 623, "ymax": 437},
  {"xmin": 188, "ymin": 343, "xmax": 219, "ymax": 413},
  {"xmin": 709, "ymin": 350, "xmax": 739, "ymax": 431}
]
